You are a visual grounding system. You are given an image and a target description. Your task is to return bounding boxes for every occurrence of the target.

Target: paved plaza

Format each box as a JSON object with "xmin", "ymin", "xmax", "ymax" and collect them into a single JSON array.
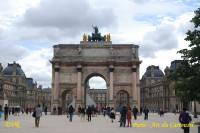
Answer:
[{"xmin": 0, "ymin": 113, "xmax": 199, "ymax": 133}]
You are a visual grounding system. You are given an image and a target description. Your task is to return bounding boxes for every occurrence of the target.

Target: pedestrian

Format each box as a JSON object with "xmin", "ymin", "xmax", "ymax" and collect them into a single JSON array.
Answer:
[
  {"xmin": 78, "ymin": 105, "xmax": 81, "ymax": 117},
  {"xmin": 68, "ymin": 105, "xmax": 74, "ymax": 122},
  {"xmin": 53, "ymin": 106, "xmax": 56, "ymax": 115},
  {"xmin": 8, "ymin": 107, "xmax": 11, "ymax": 115},
  {"xmin": 4, "ymin": 104, "xmax": 9, "ymax": 121},
  {"xmin": 120, "ymin": 106, "xmax": 127, "ymax": 127},
  {"xmin": 107, "ymin": 106, "xmax": 111, "ymax": 117},
  {"xmin": 173, "ymin": 108, "xmax": 177, "ymax": 115},
  {"xmin": 126, "ymin": 107, "xmax": 132, "ymax": 127},
  {"xmin": 80, "ymin": 106, "xmax": 85, "ymax": 122},
  {"xmin": 110, "ymin": 108, "xmax": 115, "ymax": 122},
  {"xmin": 21, "ymin": 108, "xmax": 24, "ymax": 114},
  {"xmin": 57, "ymin": 106, "xmax": 60, "ymax": 115},
  {"xmin": 12, "ymin": 107, "xmax": 15, "ymax": 115},
  {"xmin": 86, "ymin": 105, "xmax": 92, "ymax": 122},
  {"xmin": 29, "ymin": 107, "xmax": 32, "ymax": 114},
  {"xmin": 44, "ymin": 106, "xmax": 48, "ymax": 115},
  {"xmin": 179, "ymin": 108, "xmax": 192, "ymax": 133},
  {"xmin": 118, "ymin": 106, "xmax": 122, "ymax": 122},
  {"xmin": 140, "ymin": 107, "xmax": 143, "ymax": 115},
  {"xmin": 159, "ymin": 108, "xmax": 164, "ymax": 117},
  {"xmin": 34, "ymin": 104, "xmax": 42, "ymax": 127},
  {"xmin": 103, "ymin": 107, "xmax": 106, "ymax": 117},
  {"xmin": 132, "ymin": 106, "xmax": 138, "ymax": 120},
  {"xmin": 143, "ymin": 107, "xmax": 149, "ymax": 120},
  {"xmin": 26, "ymin": 107, "xmax": 29, "ymax": 114},
  {"xmin": 0, "ymin": 105, "xmax": 2, "ymax": 118},
  {"xmin": 16, "ymin": 107, "xmax": 20, "ymax": 116}
]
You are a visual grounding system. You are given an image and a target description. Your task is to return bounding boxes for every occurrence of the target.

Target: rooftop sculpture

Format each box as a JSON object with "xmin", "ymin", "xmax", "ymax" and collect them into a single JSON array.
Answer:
[{"xmin": 82, "ymin": 26, "xmax": 112, "ymax": 42}]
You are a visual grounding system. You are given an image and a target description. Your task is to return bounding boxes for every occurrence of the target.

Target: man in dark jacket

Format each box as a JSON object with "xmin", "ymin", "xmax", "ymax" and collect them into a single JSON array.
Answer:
[
  {"xmin": 86, "ymin": 105, "xmax": 92, "ymax": 122},
  {"xmin": 132, "ymin": 106, "xmax": 138, "ymax": 120},
  {"xmin": 4, "ymin": 104, "xmax": 9, "ymax": 121},
  {"xmin": 143, "ymin": 107, "xmax": 149, "ymax": 120},
  {"xmin": 0, "ymin": 105, "xmax": 2, "ymax": 118},
  {"xmin": 120, "ymin": 106, "xmax": 127, "ymax": 127},
  {"xmin": 179, "ymin": 108, "xmax": 192, "ymax": 133},
  {"xmin": 68, "ymin": 105, "xmax": 74, "ymax": 122}
]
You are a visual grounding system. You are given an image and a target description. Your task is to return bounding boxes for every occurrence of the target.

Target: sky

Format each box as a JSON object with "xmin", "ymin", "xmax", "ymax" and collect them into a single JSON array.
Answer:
[{"xmin": 0, "ymin": 0, "xmax": 199, "ymax": 89}]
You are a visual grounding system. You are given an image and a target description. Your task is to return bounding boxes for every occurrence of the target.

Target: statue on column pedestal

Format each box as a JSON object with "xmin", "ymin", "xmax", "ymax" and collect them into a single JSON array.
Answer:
[
  {"xmin": 77, "ymin": 47, "xmax": 82, "ymax": 56},
  {"xmin": 106, "ymin": 33, "xmax": 111, "ymax": 41},
  {"xmin": 83, "ymin": 34, "xmax": 87, "ymax": 41}
]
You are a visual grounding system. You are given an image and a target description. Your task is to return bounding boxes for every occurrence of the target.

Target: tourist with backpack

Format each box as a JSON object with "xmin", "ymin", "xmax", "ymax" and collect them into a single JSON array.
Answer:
[{"xmin": 179, "ymin": 108, "xmax": 192, "ymax": 133}]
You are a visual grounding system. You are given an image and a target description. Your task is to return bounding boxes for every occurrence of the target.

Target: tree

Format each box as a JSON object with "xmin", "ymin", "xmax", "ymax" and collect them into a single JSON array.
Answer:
[{"xmin": 168, "ymin": 8, "xmax": 200, "ymax": 117}]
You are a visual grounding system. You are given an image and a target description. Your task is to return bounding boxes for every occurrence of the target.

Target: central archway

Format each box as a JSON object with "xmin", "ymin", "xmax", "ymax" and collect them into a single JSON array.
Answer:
[{"xmin": 84, "ymin": 73, "xmax": 107, "ymax": 107}]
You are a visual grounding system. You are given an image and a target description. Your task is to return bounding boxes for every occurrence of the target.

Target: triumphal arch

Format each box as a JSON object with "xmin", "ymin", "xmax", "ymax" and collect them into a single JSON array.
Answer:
[{"xmin": 51, "ymin": 26, "xmax": 142, "ymax": 111}]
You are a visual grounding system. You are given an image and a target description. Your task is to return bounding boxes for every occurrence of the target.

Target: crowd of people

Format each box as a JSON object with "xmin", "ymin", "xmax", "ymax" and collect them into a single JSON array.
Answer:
[{"xmin": 0, "ymin": 104, "xmax": 194, "ymax": 132}]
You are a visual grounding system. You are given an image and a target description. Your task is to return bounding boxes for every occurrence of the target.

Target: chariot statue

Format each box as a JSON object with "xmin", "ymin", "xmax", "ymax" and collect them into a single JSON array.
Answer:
[{"xmin": 88, "ymin": 26, "xmax": 106, "ymax": 41}]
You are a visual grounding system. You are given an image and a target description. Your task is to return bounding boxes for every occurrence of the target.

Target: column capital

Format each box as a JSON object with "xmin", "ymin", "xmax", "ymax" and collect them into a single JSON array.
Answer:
[
  {"xmin": 77, "ymin": 68, "xmax": 82, "ymax": 72},
  {"xmin": 54, "ymin": 67, "xmax": 60, "ymax": 72},
  {"xmin": 132, "ymin": 68, "xmax": 137, "ymax": 72}
]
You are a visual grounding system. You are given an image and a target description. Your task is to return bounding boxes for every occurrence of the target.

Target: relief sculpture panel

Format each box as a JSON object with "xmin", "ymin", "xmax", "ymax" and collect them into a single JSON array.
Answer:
[
  {"xmin": 114, "ymin": 73, "xmax": 132, "ymax": 83},
  {"xmin": 60, "ymin": 73, "xmax": 77, "ymax": 83},
  {"xmin": 83, "ymin": 48, "xmax": 109, "ymax": 56}
]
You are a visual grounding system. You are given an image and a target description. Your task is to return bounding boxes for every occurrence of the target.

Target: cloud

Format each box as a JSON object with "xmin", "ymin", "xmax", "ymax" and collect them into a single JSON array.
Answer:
[
  {"xmin": 18, "ymin": 0, "xmax": 117, "ymax": 39},
  {"xmin": 17, "ymin": 48, "xmax": 53, "ymax": 88},
  {"xmin": 140, "ymin": 24, "xmax": 178, "ymax": 58},
  {"xmin": 175, "ymin": 13, "xmax": 195, "ymax": 35},
  {"xmin": 130, "ymin": 0, "xmax": 153, "ymax": 5},
  {"xmin": 0, "ymin": 43, "xmax": 29, "ymax": 68}
]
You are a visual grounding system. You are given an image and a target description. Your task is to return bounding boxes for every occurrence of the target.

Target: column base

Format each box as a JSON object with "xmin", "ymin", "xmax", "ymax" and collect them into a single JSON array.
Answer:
[
  {"xmin": 107, "ymin": 100, "xmax": 115, "ymax": 108},
  {"xmin": 131, "ymin": 100, "xmax": 140, "ymax": 111},
  {"xmin": 51, "ymin": 100, "xmax": 59, "ymax": 114}
]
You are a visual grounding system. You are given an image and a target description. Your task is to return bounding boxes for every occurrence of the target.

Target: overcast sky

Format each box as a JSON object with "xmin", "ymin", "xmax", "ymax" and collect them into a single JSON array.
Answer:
[{"xmin": 0, "ymin": 0, "xmax": 199, "ymax": 89}]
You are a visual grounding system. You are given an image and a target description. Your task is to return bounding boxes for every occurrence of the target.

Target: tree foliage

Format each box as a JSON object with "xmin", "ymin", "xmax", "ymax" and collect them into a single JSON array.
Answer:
[{"xmin": 169, "ymin": 8, "xmax": 200, "ymax": 102}]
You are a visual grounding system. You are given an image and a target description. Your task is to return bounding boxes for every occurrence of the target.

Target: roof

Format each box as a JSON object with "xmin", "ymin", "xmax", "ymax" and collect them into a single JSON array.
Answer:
[
  {"xmin": 3, "ymin": 62, "xmax": 25, "ymax": 76},
  {"xmin": 142, "ymin": 65, "xmax": 164, "ymax": 78}
]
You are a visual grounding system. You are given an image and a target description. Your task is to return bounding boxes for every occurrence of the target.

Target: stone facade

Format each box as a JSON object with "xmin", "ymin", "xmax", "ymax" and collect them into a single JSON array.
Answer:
[
  {"xmin": 51, "ymin": 41, "xmax": 142, "ymax": 111},
  {"xmin": 140, "ymin": 61, "xmax": 200, "ymax": 113},
  {"xmin": 0, "ymin": 62, "xmax": 51, "ymax": 110}
]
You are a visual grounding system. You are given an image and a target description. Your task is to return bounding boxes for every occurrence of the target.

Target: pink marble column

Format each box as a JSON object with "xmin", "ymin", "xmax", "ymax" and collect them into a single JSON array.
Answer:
[
  {"xmin": 77, "ymin": 67, "xmax": 82, "ymax": 100},
  {"xmin": 109, "ymin": 66, "xmax": 114, "ymax": 101},
  {"xmin": 54, "ymin": 67, "xmax": 60, "ymax": 100},
  {"xmin": 132, "ymin": 67, "xmax": 137, "ymax": 100}
]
